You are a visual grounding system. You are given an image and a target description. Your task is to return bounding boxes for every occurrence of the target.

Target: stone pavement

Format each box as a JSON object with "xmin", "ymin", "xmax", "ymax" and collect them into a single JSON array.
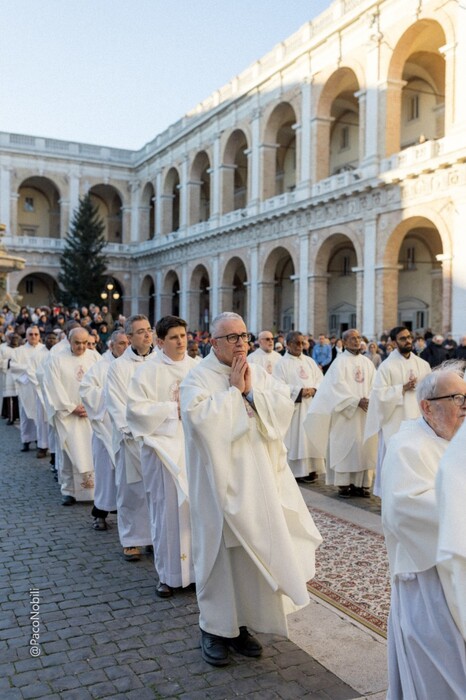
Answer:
[{"xmin": 0, "ymin": 418, "xmax": 382, "ymax": 700}]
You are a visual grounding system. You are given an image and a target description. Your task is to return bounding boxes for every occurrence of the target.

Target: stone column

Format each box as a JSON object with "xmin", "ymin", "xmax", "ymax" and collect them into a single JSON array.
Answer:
[
  {"xmin": 360, "ymin": 216, "xmax": 377, "ymax": 338},
  {"xmin": 248, "ymin": 245, "xmax": 259, "ymax": 334},
  {"xmin": 155, "ymin": 169, "xmax": 163, "ymax": 237},
  {"xmin": 260, "ymin": 143, "xmax": 279, "ymax": 201},
  {"xmin": 179, "ymin": 157, "xmax": 189, "ymax": 230},
  {"xmin": 210, "ymin": 256, "xmax": 219, "ymax": 320},
  {"xmin": 298, "ymin": 76, "xmax": 312, "ymax": 190},
  {"xmin": 219, "ymin": 164, "xmax": 236, "ymax": 214},
  {"xmin": 9, "ymin": 192, "xmax": 19, "ymax": 237},
  {"xmin": 450, "ymin": 199, "xmax": 466, "ymax": 335},
  {"xmin": 187, "ymin": 179, "xmax": 203, "ymax": 226},
  {"xmin": 179, "ymin": 264, "xmax": 188, "ymax": 321},
  {"xmin": 374, "ymin": 264, "xmax": 403, "ymax": 333},
  {"xmin": 128, "ymin": 180, "xmax": 140, "ymax": 243},
  {"xmin": 248, "ymin": 109, "xmax": 262, "ymax": 211},
  {"xmin": 298, "ymin": 233, "xmax": 309, "ymax": 332},
  {"xmin": 308, "ymin": 274, "xmax": 329, "ymax": 336},
  {"xmin": 155, "ymin": 270, "xmax": 163, "ymax": 320},
  {"xmin": 310, "ymin": 116, "xmax": 333, "ymax": 182},
  {"xmin": 209, "ymin": 131, "xmax": 222, "ymax": 225},
  {"xmin": 380, "ymin": 79, "xmax": 407, "ymax": 158},
  {"xmin": 259, "ymin": 281, "xmax": 276, "ymax": 331},
  {"xmin": 0, "ymin": 166, "xmax": 12, "ymax": 233},
  {"xmin": 430, "ymin": 267, "xmax": 444, "ymax": 333}
]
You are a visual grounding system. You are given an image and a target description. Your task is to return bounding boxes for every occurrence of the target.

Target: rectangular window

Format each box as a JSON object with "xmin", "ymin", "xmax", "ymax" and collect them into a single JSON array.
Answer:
[
  {"xmin": 25, "ymin": 280, "xmax": 34, "ymax": 294},
  {"xmin": 340, "ymin": 126, "xmax": 349, "ymax": 151},
  {"xmin": 416, "ymin": 311, "xmax": 425, "ymax": 328},
  {"xmin": 408, "ymin": 95, "xmax": 419, "ymax": 122},
  {"xmin": 24, "ymin": 197, "xmax": 34, "ymax": 212},
  {"xmin": 406, "ymin": 246, "xmax": 416, "ymax": 270},
  {"xmin": 342, "ymin": 255, "xmax": 351, "ymax": 276}
]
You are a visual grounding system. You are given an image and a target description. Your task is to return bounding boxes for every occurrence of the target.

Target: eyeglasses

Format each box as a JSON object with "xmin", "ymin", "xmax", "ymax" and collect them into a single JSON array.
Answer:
[
  {"xmin": 214, "ymin": 333, "xmax": 252, "ymax": 344},
  {"xmin": 427, "ymin": 394, "xmax": 466, "ymax": 407}
]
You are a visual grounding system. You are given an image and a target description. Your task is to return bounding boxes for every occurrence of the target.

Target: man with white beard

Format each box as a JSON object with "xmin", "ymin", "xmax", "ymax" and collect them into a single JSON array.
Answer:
[
  {"xmin": 9, "ymin": 325, "xmax": 48, "ymax": 454},
  {"xmin": 273, "ymin": 331, "xmax": 323, "ymax": 483},
  {"xmin": 382, "ymin": 362, "xmax": 466, "ymax": 698},
  {"xmin": 247, "ymin": 330, "xmax": 282, "ymax": 374},
  {"xmin": 365, "ymin": 326, "xmax": 431, "ymax": 496},
  {"xmin": 106, "ymin": 315, "xmax": 153, "ymax": 562},
  {"xmin": 44, "ymin": 327, "xmax": 99, "ymax": 505},
  {"xmin": 304, "ymin": 328, "xmax": 377, "ymax": 498},
  {"xmin": 80, "ymin": 330, "xmax": 129, "ymax": 531},
  {"xmin": 127, "ymin": 316, "xmax": 196, "ymax": 598},
  {"xmin": 180, "ymin": 312, "xmax": 322, "ymax": 667}
]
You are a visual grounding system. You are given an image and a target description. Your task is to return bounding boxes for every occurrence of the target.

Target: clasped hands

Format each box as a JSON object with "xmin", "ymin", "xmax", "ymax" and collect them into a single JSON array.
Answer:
[{"xmin": 230, "ymin": 356, "xmax": 252, "ymax": 395}]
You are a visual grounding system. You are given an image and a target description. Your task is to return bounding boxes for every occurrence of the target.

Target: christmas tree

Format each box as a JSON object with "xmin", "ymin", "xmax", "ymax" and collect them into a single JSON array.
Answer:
[{"xmin": 59, "ymin": 194, "xmax": 108, "ymax": 307}]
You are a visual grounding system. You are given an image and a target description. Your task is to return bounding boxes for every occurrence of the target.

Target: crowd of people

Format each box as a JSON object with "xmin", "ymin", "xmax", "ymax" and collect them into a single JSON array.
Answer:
[{"xmin": 1, "ymin": 301, "xmax": 465, "ymax": 691}]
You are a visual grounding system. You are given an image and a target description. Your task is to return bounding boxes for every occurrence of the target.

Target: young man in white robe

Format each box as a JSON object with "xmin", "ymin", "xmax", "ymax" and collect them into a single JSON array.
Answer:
[
  {"xmin": 127, "ymin": 316, "xmax": 196, "ymax": 598},
  {"xmin": 80, "ymin": 330, "xmax": 129, "ymax": 531},
  {"xmin": 365, "ymin": 326, "xmax": 431, "ymax": 496},
  {"xmin": 180, "ymin": 312, "xmax": 322, "ymax": 667},
  {"xmin": 382, "ymin": 362, "xmax": 466, "ymax": 699},
  {"xmin": 304, "ymin": 328, "xmax": 377, "ymax": 498},
  {"xmin": 247, "ymin": 330, "xmax": 282, "ymax": 374},
  {"xmin": 273, "ymin": 330, "xmax": 323, "ymax": 483},
  {"xmin": 43, "ymin": 327, "xmax": 99, "ymax": 505},
  {"xmin": 9, "ymin": 326, "xmax": 48, "ymax": 454},
  {"xmin": 106, "ymin": 315, "xmax": 153, "ymax": 562}
]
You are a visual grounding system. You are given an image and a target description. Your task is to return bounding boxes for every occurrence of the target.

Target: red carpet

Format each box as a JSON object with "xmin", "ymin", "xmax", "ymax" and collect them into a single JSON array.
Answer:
[{"xmin": 307, "ymin": 507, "xmax": 390, "ymax": 638}]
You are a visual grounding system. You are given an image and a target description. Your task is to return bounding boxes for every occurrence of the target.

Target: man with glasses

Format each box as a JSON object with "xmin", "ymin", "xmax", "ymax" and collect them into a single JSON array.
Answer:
[
  {"xmin": 365, "ymin": 326, "xmax": 431, "ymax": 496},
  {"xmin": 180, "ymin": 312, "xmax": 322, "ymax": 667},
  {"xmin": 304, "ymin": 328, "xmax": 377, "ymax": 498},
  {"xmin": 382, "ymin": 361, "xmax": 466, "ymax": 697},
  {"xmin": 273, "ymin": 331, "xmax": 323, "ymax": 483},
  {"xmin": 106, "ymin": 315, "xmax": 153, "ymax": 562},
  {"xmin": 247, "ymin": 329, "xmax": 281, "ymax": 374}
]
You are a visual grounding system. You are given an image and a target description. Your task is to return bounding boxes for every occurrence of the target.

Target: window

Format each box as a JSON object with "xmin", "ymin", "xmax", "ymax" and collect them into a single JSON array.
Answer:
[
  {"xmin": 342, "ymin": 255, "xmax": 351, "ymax": 276},
  {"xmin": 406, "ymin": 246, "xmax": 416, "ymax": 270},
  {"xmin": 408, "ymin": 95, "xmax": 419, "ymax": 122},
  {"xmin": 23, "ymin": 197, "xmax": 34, "ymax": 212},
  {"xmin": 340, "ymin": 126, "xmax": 349, "ymax": 151},
  {"xmin": 25, "ymin": 280, "xmax": 34, "ymax": 294}
]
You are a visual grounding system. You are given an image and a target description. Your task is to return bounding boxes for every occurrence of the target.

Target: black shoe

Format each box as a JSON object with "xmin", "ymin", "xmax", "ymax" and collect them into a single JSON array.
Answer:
[
  {"xmin": 361, "ymin": 487, "xmax": 371, "ymax": 498},
  {"xmin": 338, "ymin": 486, "xmax": 351, "ymax": 499},
  {"xmin": 6, "ymin": 419, "xmax": 15, "ymax": 425},
  {"xmin": 155, "ymin": 582, "xmax": 173, "ymax": 598},
  {"xmin": 200, "ymin": 629, "xmax": 229, "ymax": 666},
  {"xmin": 21, "ymin": 442, "xmax": 30, "ymax": 452},
  {"xmin": 62, "ymin": 495, "xmax": 76, "ymax": 506},
  {"xmin": 228, "ymin": 626, "xmax": 263, "ymax": 657},
  {"xmin": 297, "ymin": 472, "xmax": 318, "ymax": 484},
  {"xmin": 92, "ymin": 517, "xmax": 107, "ymax": 531}
]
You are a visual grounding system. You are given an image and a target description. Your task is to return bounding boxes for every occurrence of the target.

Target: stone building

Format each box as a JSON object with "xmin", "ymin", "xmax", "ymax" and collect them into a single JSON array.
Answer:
[{"xmin": 1, "ymin": 0, "xmax": 465, "ymax": 338}]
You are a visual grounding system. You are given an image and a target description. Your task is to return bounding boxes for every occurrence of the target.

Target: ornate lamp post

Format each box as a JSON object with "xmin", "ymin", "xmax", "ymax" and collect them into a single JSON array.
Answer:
[{"xmin": 100, "ymin": 278, "xmax": 120, "ymax": 318}]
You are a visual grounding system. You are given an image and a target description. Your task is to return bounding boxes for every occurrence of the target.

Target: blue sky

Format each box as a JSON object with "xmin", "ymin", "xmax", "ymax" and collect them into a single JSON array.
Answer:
[{"xmin": 0, "ymin": 0, "xmax": 331, "ymax": 149}]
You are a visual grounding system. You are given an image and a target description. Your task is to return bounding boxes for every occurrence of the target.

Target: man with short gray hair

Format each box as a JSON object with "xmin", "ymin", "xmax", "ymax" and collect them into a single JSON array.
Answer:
[
  {"xmin": 247, "ymin": 330, "xmax": 281, "ymax": 374},
  {"xmin": 382, "ymin": 360, "xmax": 466, "ymax": 698},
  {"xmin": 180, "ymin": 312, "xmax": 322, "ymax": 666}
]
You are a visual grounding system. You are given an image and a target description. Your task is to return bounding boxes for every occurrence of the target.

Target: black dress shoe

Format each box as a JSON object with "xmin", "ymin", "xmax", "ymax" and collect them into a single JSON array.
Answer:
[
  {"xmin": 200, "ymin": 629, "xmax": 229, "ymax": 666},
  {"xmin": 21, "ymin": 442, "xmax": 30, "ymax": 452},
  {"xmin": 62, "ymin": 495, "xmax": 76, "ymax": 506},
  {"xmin": 155, "ymin": 582, "xmax": 173, "ymax": 598},
  {"xmin": 229, "ymin": 626, "xmax": 263, "ymax": 657},
  {"xmin": 338, "ymin": 486, "xmax": 351, "ymax": 499}
]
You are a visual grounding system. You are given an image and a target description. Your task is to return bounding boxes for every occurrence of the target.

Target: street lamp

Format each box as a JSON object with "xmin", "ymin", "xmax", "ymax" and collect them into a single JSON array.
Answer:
[{"xmin": 100, "ymin": 278, "xmax": 120, "ymax": 317}]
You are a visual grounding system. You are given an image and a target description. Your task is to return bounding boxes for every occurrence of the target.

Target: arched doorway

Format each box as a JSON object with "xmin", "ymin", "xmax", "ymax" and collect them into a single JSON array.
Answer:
[
  {"xmin": 17, "ymin": 272, "xmax": 60, "ymax": 307},
  {"xmin": 189, "ymin": 265, "xmax": 210, "ymax": 331},
  {"xmin": 89, "ymin": 185, "xmax": 123, "ymax": 243},
  {"xmin": 262, "ymin": 247, "xmax": 296, "ymax": 332},
  {"xmin": 262, "ymin": 102, "xmax": 297, "ymax": 199},
  {"xmin": 221, "ymin": 257, "xmax": 248, "ymax": 322},
  {"xmin": 222, "ymin": 130, "xmax": 248, "ymax": 214},
  {"xmin": 17, "ymin": 177, "xmax": 61, "ymax": 238}
]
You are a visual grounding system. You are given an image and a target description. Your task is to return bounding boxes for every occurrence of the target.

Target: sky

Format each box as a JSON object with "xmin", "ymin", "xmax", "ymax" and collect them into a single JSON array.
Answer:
[{"xmin": 0, "ymin": 0, "xmax": 331, "ymax": 150}]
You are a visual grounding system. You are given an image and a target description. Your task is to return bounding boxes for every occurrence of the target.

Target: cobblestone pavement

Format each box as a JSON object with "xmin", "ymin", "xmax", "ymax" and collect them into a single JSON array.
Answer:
[{"xmin": 1, "ymin": 419, "xmax": 362, "ymax": 700}]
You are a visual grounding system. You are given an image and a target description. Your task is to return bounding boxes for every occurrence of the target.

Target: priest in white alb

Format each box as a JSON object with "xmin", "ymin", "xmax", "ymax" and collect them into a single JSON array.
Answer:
[
  {"xmin": 43, "ymin": 327, "xmax": 99, "ymax": 505},
  {"xmin": 247, "ymin": 330, "xmax": 282, "ymax": 374},
  {"xmin": 80, "ymin": 329, "xmax": 129, "ymax": 531},
  {"xmin": 127, "ymin": 316, "xmax": 196, "ymax": 598},
  {"xmin": 106, "ymin": 315, "xmax": 153, "ymax": 562},
  {"xmin": 273, "ymin": 330, "xmax": 323, "ymax": 482},
  {"xmin": 180, "ymin": 312, "xmax": 322, "ymax": 667},
  {"xmin": 365, "ymin": 326, "xmax": 431, "ymax": 496},
  {"xmin": 304, "ymin": 328, "xmax": 377, "ymax": 498},
  {"xmin": 382, "ymin": 361, "xmax": 466, "ymax": 699},
  {"xmin": 9, "ymin": 325, "xmax": 48, "ymax": 454}
]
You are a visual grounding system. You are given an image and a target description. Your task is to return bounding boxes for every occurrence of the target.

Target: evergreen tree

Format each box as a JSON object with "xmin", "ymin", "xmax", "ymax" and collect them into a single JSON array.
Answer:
[{"xmin": 59, "ymin": 194, "xmax": 108, "ymax": 307}]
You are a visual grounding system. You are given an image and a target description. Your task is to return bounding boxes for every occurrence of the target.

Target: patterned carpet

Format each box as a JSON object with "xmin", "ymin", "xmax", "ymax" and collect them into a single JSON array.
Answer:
[{"xmin": 308, "ymin": 507, "xmax": 390, "ymax": 638}]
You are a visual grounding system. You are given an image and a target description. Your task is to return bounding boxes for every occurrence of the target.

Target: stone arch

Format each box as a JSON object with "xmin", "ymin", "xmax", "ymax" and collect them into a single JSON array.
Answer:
[
  {"xmin": 385, "ymin": 20, "xmax": 447, "ymax": 156},
  {"xmin": 17, "ymin": 176, "xmax": 61, "ymax": 239},
  {"xmin": 141, "ymin": 182, "xmax": 155, "ymax": 240},
  {"xmin": 88, "ymin": 184, "xmax": 123, "ymax": 243},
  {"xmin": 379, "ymin": 214, "xmax": 450, "ymax": 333},
  {"xmin": 313, "ymin": 233, "xmax": 359, "ymax": 336},
  {"xmin": 162, "ymin": 270, "xmax": 180, "ymax": 317},
  {"xmin": 189, "ymin": 151, "xmax": 211, "ymax": 225},
  {"xmin": 261, "ymin": 246, "xmax": 297, "ymax": 332},
  {"xmin": 17, "ymin": 271, "xmax": 60, "ymax": 307},
  {"xmin": 139, "ymin": 274, "xmax": 155, "ymax": 325},
  {"xmin": 162, "ymin": 167, "xmax": 180, "ymax": 234},
  {"xmin": 221, "ymin": 129, "xmax": 249, "ymax": 214},
  {"xmin": 189, "ymin": 264, "xmax": 210, "ymax": 331},
  {"xmin": 314, "ymin": 68, "xmax": 361, "ymax": 180},
  {"xmin": 262, "ymin": 102, "xmax": 298, "ymax": 199},
  {"xmin": 221, "ymin": 256, "xmax": 248, "ymax": 321}
]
